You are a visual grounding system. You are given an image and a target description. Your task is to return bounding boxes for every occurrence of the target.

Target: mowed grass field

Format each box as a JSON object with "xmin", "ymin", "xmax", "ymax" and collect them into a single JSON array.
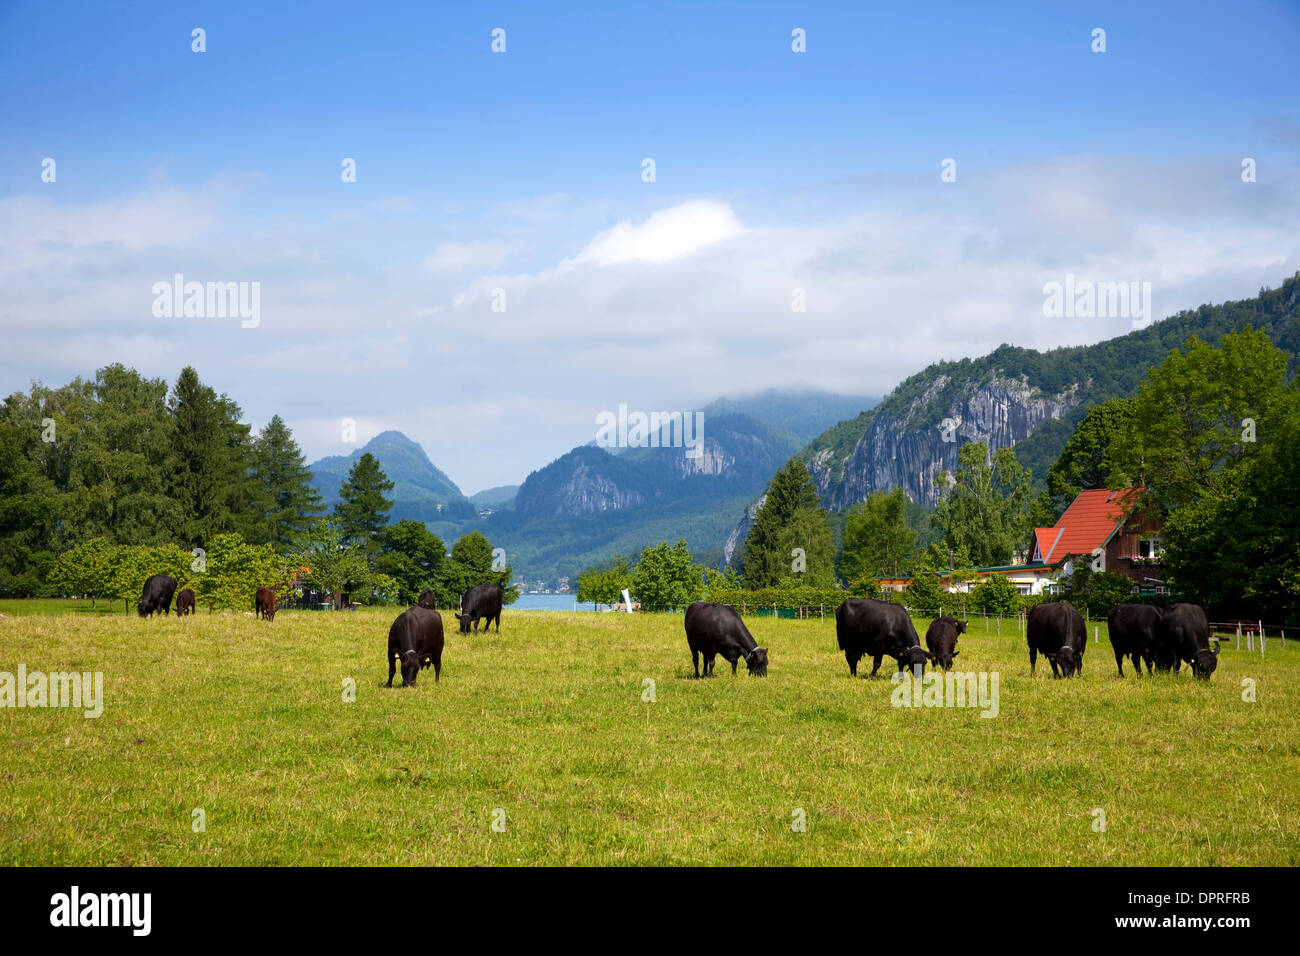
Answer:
[{"xmin": 1, "ymin": 602, "xmax": 1297, "ymax": 866}]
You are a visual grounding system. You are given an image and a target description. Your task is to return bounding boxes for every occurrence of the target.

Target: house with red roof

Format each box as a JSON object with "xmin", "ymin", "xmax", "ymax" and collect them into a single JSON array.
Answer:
[
  {"xmin": 1030, "ymin": 487, "xmax": 1165, "ymax": 586},
  {"xmin": 891, "ymin": 487, "xmax": 1166, "ymax": 598},
  {"xmin": 873, "ymin": 487, "xmax": 1167, "ymax": 598}
]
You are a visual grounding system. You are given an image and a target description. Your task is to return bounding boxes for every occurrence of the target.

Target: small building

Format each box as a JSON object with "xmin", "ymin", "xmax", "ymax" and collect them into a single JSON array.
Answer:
[
  {"xmin": 875, "ymin": 487, "xmax": 1166, "ymax": 598},
  {"xmin": 1031, "ymin": 487, "xmax": 1165, "ymax": 588}
]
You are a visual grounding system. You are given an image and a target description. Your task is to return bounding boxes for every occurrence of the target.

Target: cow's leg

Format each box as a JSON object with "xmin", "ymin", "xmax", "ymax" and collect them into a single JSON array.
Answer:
[
  {"xmin": 493, "ymin": 614, "xmax": 500, "ymax": 632},
  {"xmin": 706, "ymin": 653, "xmax": 716, "ymax": 677},
  {"xmin": 691, "ymin": 649, "xmax": 700, "ymax": 678},
  {"xmin": 870, "ymin": 654, "xmax": 883, "ymax": 677},
  {"xmin": 433, "ymin": 655, "xmax": 441, "ymax": 683},
  {"xmin": 731, "ymin": 657, "xmax": 738, "ymax": 675},
  {"xmin": 1114, "ymin": 648, "xmax": 1125, "ymax": 677},
  {"xmin": 1029, "ymin": 646, "xmax": 1037, "ymax": 675},
  {"xmin": 386, "ymin": 654, "xmax": 396, "ymax": 688},
  {"xmin": 845, "ymin": 650, "xmax": 857, "ymax": 676}
]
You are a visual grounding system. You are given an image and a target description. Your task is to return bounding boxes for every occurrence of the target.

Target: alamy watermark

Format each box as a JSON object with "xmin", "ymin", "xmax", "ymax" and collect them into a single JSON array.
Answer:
[
  {"xmin": 890, "ymin": 667, "xmax": 999, "ymax": 718},
  {"xmin": 1042, "ymin": 274, "xmax": 1152, "ymax": 329},
  {"xmin": 152, "ymin": 273, "xmax": 260, "ymax": 328},
  {"xmin": 595, "ymin": 404, "xmax": 704, "ymax": 459},
  {"xmin": 1, "ymin": 665, "xmax": 103, "ymax": 718}
]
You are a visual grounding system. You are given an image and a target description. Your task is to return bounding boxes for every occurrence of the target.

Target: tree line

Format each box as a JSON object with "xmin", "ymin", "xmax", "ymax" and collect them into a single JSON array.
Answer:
[{"xmin": 0, "ymin": 364, "xmax": 514, "ymax": 607}]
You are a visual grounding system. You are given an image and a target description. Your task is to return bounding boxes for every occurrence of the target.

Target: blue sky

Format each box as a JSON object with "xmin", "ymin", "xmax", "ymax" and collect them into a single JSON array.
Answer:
[{"xmin": 2, "ymin": 0, "xmax": 1298, "ymax": 492}]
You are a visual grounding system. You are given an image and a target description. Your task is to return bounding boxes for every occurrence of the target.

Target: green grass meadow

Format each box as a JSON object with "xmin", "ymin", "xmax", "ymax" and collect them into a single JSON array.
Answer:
[{"xmin": 1, "ymin": 601, "xmax": 1297, "ymax": 865}]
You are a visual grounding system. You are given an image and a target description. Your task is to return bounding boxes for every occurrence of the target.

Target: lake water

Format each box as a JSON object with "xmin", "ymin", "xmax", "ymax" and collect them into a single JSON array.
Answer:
[{"xmin": 511, "ymin": 593, "xmax": 602, "ymax": 612}]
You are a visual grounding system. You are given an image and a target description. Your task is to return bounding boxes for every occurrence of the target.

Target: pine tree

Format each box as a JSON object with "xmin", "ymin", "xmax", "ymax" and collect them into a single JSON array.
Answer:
[
  {"xmin": 333, "ymin": 452, "xmax": 394, "ymax": 557},
  {"xmin": 249, "ymin": 415, "xmax": 324, "ymax": 549},
  {"xmin": 739, "ymin": 457, "xmax": 836, "ymax": 588},
  {"xmin": 166, "ymin": 367, "xmax": 254, "ymax": 548}
]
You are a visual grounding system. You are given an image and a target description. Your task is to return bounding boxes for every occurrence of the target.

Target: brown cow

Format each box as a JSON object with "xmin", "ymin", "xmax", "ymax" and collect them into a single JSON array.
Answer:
[
  {"xmin": 255, "ymin": 587, "xmax": 277, "ymax": 621},
  {"xmin": 175, "ymin": 588, "xmax": 196, "ymax": 616}
]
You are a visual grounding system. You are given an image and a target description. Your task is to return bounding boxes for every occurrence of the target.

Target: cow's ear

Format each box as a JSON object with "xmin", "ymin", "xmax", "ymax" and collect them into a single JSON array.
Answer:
[{"xmin": 952, "ymin": 650, "xmax": 959, "ymax": 657}]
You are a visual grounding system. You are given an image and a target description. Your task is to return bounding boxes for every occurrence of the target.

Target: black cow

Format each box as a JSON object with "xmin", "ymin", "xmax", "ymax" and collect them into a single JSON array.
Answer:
[
  {"xmin": 137, "ymin": 574, "xmax": 177, "ymax": 618},
  {"xmin": 1107, "ymin": 603, "xmax": 1163, "ymax": 677},
  {"xmin": 455, "ymin": 584, "xmax": 502, "ymax": 634},
  {"xmin": 1161, "ymin": 603, "xmax": 1219, "ymax": 680},
  {"xmin": 835, "ymin": 598, "xmax": 929, "ymax": 677},
  {"xmin": 1027, "ymin": 601, "xmax": 1086, "ymax": 677},
  {"xmin": 683, "ymin": 602, "xmax": 769, "ymax": 677},
  {"xmin": 386, "ymin": 606, "xmax": 445, "ymax": 686},
  {"xmin": 417, "ymin": 588, "xmax": 437, "ymax": 610},
  {"xmin": 924, "ymin": 616, "xmax": 966, "ymax": 670},
  {"xmin": 255, "ymin": 587, "xmax": 277, "ymax": 621},
  {"xmin": 175, "ymin": 588, "xmax": 196, "ymax": 617}
]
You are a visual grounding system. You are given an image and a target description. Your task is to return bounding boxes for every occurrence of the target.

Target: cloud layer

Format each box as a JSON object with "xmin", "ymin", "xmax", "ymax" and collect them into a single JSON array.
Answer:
[{"xmin": 3, "ymin": 153, "xmax": 1297, "ymax": 493}]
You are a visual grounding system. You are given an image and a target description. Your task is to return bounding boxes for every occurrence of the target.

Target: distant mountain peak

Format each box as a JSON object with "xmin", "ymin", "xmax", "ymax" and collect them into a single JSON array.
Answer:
[{"xmin": 307, "ymin": 430, "xmax": 472, "ymax": 524}]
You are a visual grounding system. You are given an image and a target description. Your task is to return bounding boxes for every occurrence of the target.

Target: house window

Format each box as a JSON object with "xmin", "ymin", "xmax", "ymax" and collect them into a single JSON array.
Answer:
[{"xmin": 1137, "ymin": 537, "xmax": 1164, "ymax": 559}]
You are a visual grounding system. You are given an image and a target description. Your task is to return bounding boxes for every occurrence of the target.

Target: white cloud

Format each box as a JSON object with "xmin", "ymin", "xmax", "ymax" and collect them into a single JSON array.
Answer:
[
  {"xmin": 3, "ymin": 157, "xmax": 1297, "ymax": 493},
  {"xmin": 571, "ymin": 199, "xmax": 744, "ymax": 266}
]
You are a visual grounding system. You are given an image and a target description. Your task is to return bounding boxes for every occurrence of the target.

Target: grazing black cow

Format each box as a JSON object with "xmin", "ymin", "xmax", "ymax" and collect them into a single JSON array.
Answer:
[
  {"xmin": 924, "ymin": 616, "xmax": 966, "ymax": 670},
  {"xmin": 175, "ymin": 588, "xmax": 196, "ymax": 617},
  {"xmin": 683, "ymin": 602, "xmax": 769, "ymax": 677},
  {"xmin": 455, "ymin": 584, "xmax": 502, "ymax": 634},
  {"xmin": 254, "ymin": 587, "xmax": 276, "ymax": 621},
  {"xmin": 835, "ymin": 598, "xmax": 930, "ymax": 677},
  {"xmin": 417, "ymin": 588, "xmax": 437, "ymax": 610},
  {"xmin": 1161, "ymin": 603, "xmax": 1218, "ymax": 680},
  {"xmin": 386, "ymin": 606, "xmax": 445, "ymax": 686},
  {"xmin": 137, "ymin": 574, "xmax": 177, "ymax": 618},
  {"xmin": 1107, "ymin": 603, "xmax": 1163, "ymax": 677},
  {"xmin": 1026, "ymin": 601, "xmax": 1086, "ymax": 677}
]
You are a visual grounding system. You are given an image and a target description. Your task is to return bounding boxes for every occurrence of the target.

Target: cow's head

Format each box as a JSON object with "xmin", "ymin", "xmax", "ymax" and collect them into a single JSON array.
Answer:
[
  {"xmin": 1193, "ymin": 644, "xmax": 1219, "ymax": 680},
  {"xmin": 454, "ymin": 612, "xmax": 472, "ymax": 634},
  {"xmin": 744, "ymin": 646, "xmax": 769, "ymax": 677},
  {"xmin": 1049, "ymin": 645, "xmax": 1078, "ymax": 677},
  {"xmin": 396, "ymin": 649, "xmax": 421, "ymax": 686},
  {"xmin": 954, "ymin": 620, "xmax": 968, "ymax": 635},
  {"xmin": 928, "ymin": 647, "xmax": 959, "ymax": 670},
  {"xmin": 136, "ymin": 600, "xmax": 148, "ymax": 618}
]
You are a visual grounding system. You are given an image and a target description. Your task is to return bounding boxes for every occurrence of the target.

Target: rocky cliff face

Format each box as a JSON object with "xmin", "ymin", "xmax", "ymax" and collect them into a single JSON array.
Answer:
[
  {"xmin": 807, "ymin": 375, "xmax": 1082, "ymax": 509},
  {"xmin": 554, "ymin": 458, "xmax": 646, "ymax": 515}
]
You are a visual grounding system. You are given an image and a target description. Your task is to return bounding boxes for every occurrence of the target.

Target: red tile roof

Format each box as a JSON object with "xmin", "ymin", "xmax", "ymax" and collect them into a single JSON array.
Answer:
[{"xmin": 1033, "ymin": 488, "xmax": 1144, "ymax": 564}]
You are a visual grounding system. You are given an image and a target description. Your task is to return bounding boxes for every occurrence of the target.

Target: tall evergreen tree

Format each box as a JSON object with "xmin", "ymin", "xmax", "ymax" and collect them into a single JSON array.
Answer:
[
  {"xmin": 166, "ymin": 367, "xmax": 254, "ymax": 548},
  {"xmin": 739, "ymin": 457, "xmax": 836, "ymax": 587},
  {"xmin": 249, "ymin": 415, "xmax": 324, "ymax": 549},
  {"xmin": 333, "ymin": 452, "xmax": 394, "ymax": 557}
]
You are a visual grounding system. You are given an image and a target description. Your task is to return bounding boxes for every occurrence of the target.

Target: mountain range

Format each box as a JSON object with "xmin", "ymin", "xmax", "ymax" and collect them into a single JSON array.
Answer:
[
  {"xmin": 307, "ymin": 391, "xmax": 877, "ymax": 581},
  {"xmin": 306, "ymin": 274, "xmax": 1300, "ymax": 584}
]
